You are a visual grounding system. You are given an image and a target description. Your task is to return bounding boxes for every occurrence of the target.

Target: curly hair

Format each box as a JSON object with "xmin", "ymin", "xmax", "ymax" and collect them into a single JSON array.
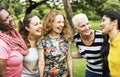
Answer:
[{"xmin": 42, "ymin": 9, "xmax": 73, "ymax": 41}]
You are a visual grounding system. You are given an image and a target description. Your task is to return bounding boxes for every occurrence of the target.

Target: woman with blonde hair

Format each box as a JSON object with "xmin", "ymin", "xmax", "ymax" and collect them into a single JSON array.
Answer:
[{"xmin": 38, "ymin": 9, "xmax": 73, "ymax": 77}]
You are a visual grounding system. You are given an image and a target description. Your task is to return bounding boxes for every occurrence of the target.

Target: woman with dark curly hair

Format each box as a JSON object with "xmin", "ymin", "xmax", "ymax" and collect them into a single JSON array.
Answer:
[{"xmin": 0, "ymin": 4, "xmax": 28, "ymax": 77}]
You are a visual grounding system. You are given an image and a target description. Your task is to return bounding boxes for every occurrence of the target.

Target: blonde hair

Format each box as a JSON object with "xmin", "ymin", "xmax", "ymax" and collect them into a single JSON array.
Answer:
[
  {"xmin": 72, "ymin": 13, "xmax": 88, "ymax": 27},
  {"xmin": 42, "ymin": 9, "xmax": 73, "ymax": 41}
]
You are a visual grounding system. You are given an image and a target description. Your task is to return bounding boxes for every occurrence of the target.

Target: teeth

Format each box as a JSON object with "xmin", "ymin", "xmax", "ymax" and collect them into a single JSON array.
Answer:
[{"xmin": 11, "ymin": 22, "xmax": 14, "ymax": 26}]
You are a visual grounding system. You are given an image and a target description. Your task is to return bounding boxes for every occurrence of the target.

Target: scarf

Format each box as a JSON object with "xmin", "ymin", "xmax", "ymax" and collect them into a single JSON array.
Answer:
[{"xmin": 0, "ymin": 29, "xmax": 28, "ymax": 56}]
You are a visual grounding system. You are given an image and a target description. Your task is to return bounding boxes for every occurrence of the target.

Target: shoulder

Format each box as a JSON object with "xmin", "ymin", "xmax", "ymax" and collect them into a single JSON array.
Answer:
[
  {"xmin": 74, "ymin": 32, "xmax": 80, "ymax": 39},
  {"xmin": 95, "ymin": 30, "xmax": 103, "ymax": 35},
  {"xmin": 37, "ymin": 36, "xmax": 49, "ymax": 48},
  {"xmin": 94, "ymin": 30, "xmax": 104, "ymax": 38}
]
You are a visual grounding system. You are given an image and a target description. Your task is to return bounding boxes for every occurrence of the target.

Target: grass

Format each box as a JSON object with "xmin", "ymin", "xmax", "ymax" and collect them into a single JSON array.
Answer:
[
  {"xmin": 71, "ymin": 44, "xmax": 86, "ymax": 77},
  {"xmin": 73, "ymin": 59, "xmax": 86, "ymax": 77},
  {"xmin": 72, "ymin": 20, "xmax": 100, "ymax": 77}
]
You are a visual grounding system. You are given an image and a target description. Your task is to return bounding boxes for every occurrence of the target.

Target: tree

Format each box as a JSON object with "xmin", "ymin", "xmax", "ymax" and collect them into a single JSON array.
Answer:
[
  {"xmin": 25, "ymin": 0, "xmax": 47, "ymax": 15},
  {"xmin": 62, "ymin": 0, "xmax": 74, "ymax": 33}
]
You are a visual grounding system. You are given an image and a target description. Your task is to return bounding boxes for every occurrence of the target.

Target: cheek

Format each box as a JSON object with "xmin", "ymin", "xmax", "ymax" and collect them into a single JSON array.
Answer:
[
  {"xmin": 77, "ymin": 28, "xmax": 83, "ymax": 33},
  {"xmin": 52, "ymin": 26, "xmax": 58, "ymax": 31},
  {"xmin": 0, "ymin": 23, "xmax": 10, "ymax": 31}
]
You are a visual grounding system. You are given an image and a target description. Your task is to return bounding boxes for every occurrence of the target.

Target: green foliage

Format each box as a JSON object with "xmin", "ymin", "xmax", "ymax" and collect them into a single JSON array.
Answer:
[
  {"xmin": 34, "ymin": 4, "xmax": 51, "ymax": 19},
  {"xmin": 1, "ymin": 0, "xmax": 120, "ymax": 22},
  {"xmin": 71, "ymin": 0, "xmax": 120, "ymax": 20},
  {"xmin": 102, "ymin": 0, "xmax": 120, "ymax": 13}
]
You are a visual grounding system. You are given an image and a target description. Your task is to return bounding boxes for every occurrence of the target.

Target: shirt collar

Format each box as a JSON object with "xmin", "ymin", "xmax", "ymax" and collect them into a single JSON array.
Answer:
[{"xmin": 108, "ymin": 32, "xmax": 120, "ymax": 47}]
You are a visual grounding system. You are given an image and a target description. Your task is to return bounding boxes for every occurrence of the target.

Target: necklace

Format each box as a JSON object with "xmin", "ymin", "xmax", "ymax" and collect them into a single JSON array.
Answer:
[{"xmin": 48, "ymin": 34, "xmax": 60, "ymax": 40}]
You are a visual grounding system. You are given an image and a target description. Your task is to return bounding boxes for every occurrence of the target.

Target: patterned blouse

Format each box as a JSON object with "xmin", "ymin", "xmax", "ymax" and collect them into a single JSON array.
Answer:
[{"xmin": 38, "ymin": 35, "xmax": 69, "ymax": 77}]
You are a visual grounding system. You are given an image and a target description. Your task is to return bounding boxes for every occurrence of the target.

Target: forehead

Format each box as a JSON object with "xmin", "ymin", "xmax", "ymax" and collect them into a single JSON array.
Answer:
[
  {"xmin": 78, "ymin": 18, "xmax": 89, "ymax": 26},
  {"xmin": 30, "ymin": 16, "xmax": 40, "ymax": 22},
  {"xmin": 55, "ymin": 15, "xmax": 64, "ymax": 20},
  {"xmin": 102, "ymin": 15, "xmax": 111, "ymax": 20},
  {"xmin": 102, "ymin": 15, "xmax": 108, "ymax": 19},
  {"xmin": 0, "ymin": 9, "xmax": 9, "ymax": 19}
]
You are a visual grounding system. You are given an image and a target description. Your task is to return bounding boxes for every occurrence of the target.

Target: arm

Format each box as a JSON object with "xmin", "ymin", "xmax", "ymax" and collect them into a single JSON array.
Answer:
[
  {"xmin": 67, "ymin": 44, "xmax": 73, "ymax": 77},
  {"xmin": 38, "ymin": 48, "xmax": 45, "ymax": 77},
  {"xmin": 72, "ymin": 49, "xmax": 82, "ymax": 58},
  {"xmin": 0, "ymin": 59, "xmax": 7, "ymax": 77}
]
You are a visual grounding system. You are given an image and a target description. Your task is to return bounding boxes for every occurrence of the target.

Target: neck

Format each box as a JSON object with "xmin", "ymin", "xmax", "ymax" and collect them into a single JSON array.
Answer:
[
  {"xmin": 109, "ymin": 29, "xmax": 119, "ymax": 42},
  {"xmin": 49, "ymin": 31, "xmax": 60, "ymax": 39},
  {"xmin": 28, "ymin": 36, "xmax": 37, "ymax": 41}
]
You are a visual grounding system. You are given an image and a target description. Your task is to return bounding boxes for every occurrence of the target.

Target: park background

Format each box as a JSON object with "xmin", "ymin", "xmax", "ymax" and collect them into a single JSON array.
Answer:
[{"xmin": 1, "ymin": 0, "xmax": 120, "ymax": 77}]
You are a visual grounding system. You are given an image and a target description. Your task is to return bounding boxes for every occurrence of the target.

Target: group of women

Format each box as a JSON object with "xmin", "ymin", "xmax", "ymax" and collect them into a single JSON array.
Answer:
[{"xmin": 0, "ymin": 4, "xmax": 120, "ymax": 77}]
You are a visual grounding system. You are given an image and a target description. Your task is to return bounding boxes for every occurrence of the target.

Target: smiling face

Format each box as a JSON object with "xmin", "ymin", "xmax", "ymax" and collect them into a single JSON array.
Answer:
[
  {"xmin": 25, "ymin": 16, "xmax": 42, "ymax": 37},
  {"xmin": 76, "ymin": 17, "xmax": 91, "ymax": 36},
  {"xmin": 51, "ymin": 14, "xmax": 64, "ymax": 35},
  {"xmin": 0, "ymin": 9, "xmax": 14, "ymax": 31},
  {"xmin": 100, "ymin": 15, "xmax": 114, "ymax": 35}
]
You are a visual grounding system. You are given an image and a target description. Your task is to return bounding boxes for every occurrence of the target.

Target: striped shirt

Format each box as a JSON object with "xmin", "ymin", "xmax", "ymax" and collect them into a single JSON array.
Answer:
[{"xmin": 74, "ymin": 30, "xmax": 104, "ymax": 74}]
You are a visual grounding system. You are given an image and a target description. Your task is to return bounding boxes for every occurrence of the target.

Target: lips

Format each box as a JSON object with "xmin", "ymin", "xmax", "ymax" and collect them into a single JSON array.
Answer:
[
  {"xmin": 57, "ymin": 27, "xmax": 63, "ymax": 32},
  {"xmin": 10, "ymin": 21, "xmax": 14, "ymax": 28}
]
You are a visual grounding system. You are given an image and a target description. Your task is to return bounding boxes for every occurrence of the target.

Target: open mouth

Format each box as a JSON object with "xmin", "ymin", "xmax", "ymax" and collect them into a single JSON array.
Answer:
[{"xmin": 57, "ymin": 27, "xmax": 63, "ymax": 32}]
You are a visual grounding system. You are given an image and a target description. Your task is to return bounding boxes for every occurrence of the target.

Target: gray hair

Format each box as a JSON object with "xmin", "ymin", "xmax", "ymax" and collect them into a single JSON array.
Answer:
[{"xmin": 72, "ymin": 13, "xmax": 88, "ymax": 27}]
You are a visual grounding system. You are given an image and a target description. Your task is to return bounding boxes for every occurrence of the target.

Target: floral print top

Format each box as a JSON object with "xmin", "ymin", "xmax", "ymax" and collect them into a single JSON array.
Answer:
[{"xmin": 38, "ymin": 35, "xmax": 69, "ymax": 77}]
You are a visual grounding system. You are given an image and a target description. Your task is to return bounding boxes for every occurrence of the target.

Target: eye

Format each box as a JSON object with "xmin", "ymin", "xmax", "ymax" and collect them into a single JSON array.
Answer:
[
  {"xmin": 3, "ymin": 16, "xmax": 9, "ymax": 22},
  {"xmin": 3, "ymin": 15, "xmax": 11, "ymax": 22},
  {"xmin": 80, "ymin": 25, "xmax": 85, "ymax": 28},
  {"xmin": 86, "ymin": 23, "xmax": 89, "ymax": 25}
]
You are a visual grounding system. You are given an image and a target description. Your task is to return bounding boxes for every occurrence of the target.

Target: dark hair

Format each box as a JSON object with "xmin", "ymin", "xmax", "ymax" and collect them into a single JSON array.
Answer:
[
  {"xmin": 104, "ymin": 11, "xmax": 120, "ymax": 30},
  {"xmin": 101, "ymin": 35, "xmax": 109, "ymax": 77},
  {"xmin": 18, "ymin": 14, "xmax": 36, "ymax": 48}
]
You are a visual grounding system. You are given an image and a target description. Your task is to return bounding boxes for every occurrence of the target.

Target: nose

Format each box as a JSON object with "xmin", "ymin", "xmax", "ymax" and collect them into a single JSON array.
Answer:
[
  {"xmin": 100, "ymin": 22, "xmax": 103, "ymax": 27},
  {"xmin": 9, "ymin": 16, "xmax": 13, "ymax": 22},
  {"xmin": 60, "ymin": 22, "xmax": 64, "ymax": 27},
  {"xmin": 39, "ymin": 23, "xmax": 42, "ymax": 28},
  {"xmin": 85, "ymin": 24, "xmax": 90, "ymax": 29}
]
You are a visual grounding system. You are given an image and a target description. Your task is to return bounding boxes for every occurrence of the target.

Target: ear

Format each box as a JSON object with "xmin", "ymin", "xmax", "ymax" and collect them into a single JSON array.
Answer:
[
  {"xmin": 25, "ymin": 26, "xmax": 29, "ymax": 31},
  {"xmin": 113, "ymin": 19, "xmax": 118, "ymax": 26}
]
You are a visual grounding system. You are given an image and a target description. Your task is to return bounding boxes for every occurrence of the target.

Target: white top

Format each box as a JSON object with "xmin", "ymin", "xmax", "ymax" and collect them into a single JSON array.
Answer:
[{"xmin": 22, "ymin": 47, "xmax": 38, "ymax": 74}]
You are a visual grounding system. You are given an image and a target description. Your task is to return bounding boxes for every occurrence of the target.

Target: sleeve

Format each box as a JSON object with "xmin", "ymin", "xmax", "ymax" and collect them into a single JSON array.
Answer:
[
  {"xmin": 37, "ymin": 38, "xmax": 44, "ymax": 49},
  {"xmin": 0, "ymin": 40, "xmax": 9, "ymax": 59}
]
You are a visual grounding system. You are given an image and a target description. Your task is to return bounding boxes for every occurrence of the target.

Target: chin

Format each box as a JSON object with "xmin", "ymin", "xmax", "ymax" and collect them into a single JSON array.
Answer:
[
  {"xmin": 56, "ymin": 31, "xmax": 62, "ymax": 34},
  {"xmin": 102, "ymin": 31, "xmax": 107, "ymax": 35},
  {"xmin": 85, "ymin": 32, "xmax": 91, "ymax": 35}
]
